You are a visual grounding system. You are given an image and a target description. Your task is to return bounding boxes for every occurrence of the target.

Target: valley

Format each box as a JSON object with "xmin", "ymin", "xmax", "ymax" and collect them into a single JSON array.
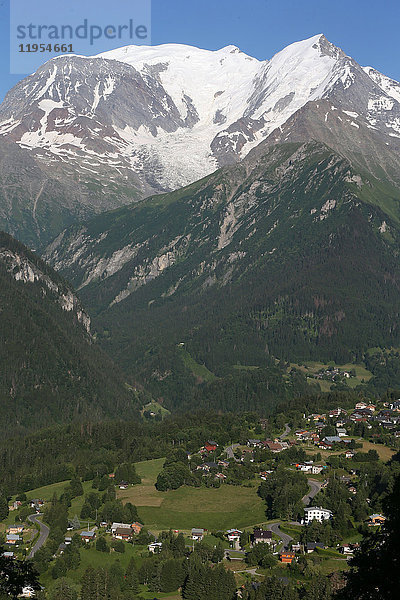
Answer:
[{"xmin": 1, "ymin": 29, "xmax": 400, "ymax": 600}]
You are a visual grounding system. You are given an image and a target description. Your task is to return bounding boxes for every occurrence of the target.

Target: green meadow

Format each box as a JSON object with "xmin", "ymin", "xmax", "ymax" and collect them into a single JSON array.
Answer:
[{"xmin": 117, "ymin": 458, "xmax": 266, "ymax": 532}]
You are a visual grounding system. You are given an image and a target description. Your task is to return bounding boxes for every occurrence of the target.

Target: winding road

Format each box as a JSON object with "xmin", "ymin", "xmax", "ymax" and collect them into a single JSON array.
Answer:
[
  {"xmin": 27, "ymin": 513, "xmax": 49, "ymax": 559},
  {"xmin": 225, "ymin": 443, "xmax": 240, "ymax": 461},
  {"xmin": 267, "ymin": 478, "xmax": 323, "ymax": 550},
  {"xmin": 266, "ymin": 522, "xmax": 293, "ymax": 550},
  {"xmin": 279, "ymin": 423, "xmax": 291, "ymax": 440},
  {"xmin": 302, "ymin": 478, "xmax": 323, "ymax": 506}
]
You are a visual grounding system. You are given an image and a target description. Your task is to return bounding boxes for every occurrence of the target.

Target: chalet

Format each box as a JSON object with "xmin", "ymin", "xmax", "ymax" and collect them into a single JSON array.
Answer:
[
  {"xmin": 264, "ymin": 441, "xmax": 283, "ymax": 453},
  {"xmin": 80, "ymin": 530, "xmax": 96, "ymax": 543},
  {"xmin": 9, "ymin": 501, "xmax": 21, "ymax": 511},
  {"xmin": 200, "ymin": 461, "xmax": 219, "ymax": 472},
  {"xmin": 295, "ymin": 430, "xmax": 311, "ymax": 440},
  {"xmin": 303, "ymin": 507, "xmax": 332, "ymax": 524},
  {"xmin": 148, "ymin": 542, "xmax": 163, "ymax": 553},
  {"xmin": 215, "ymin": 472, "xmax": 227, "ymax": 480},
  {"xmin": 356, "ymin": 408, "xmax": 374, "ymax": 417},
  {"xmin": 131, "ymin": 522, "xmax": 143, "ymax": 534},
  {"xmin": 280, "ymin": 551, "xmax": 295, "ymax": 564},
  {"xmin": 6, "ymin": 534, "xmax": 20, "ymax": 545},
  {"xmin": 329, "ymin": 408, "xmax": 345, "ymax": 418},
  {"xmin": 296, "ymin": 463, "xmax": 313, "ymax": 473},
  {"xmin": 253, "ymin": 529, "xmax": 272, "ymax": 545},
  {"xmin": 65, "ymin": 537, "xmax": 72, "ymax": 545},
  {"xmin": 2, "ymin": 551, "xmax": 14, "ymax": 559},
  {"xmin": 111, "ymin": 523, "xmax": 132, "ymax": 535},
  {"xmin": 30, "ymin": 499, "xmax": 44, "ymax": 511},
  {"xmin": 218, "ymin": 459, "xmax": 230, "ymax": 468},
  {"xmin": 7, "ymin": 526, "xmax": 24, "ymax": 535},
  {"xmin": 306, "ymin": 542, "xmax": 324, "ymax": 553},
  {"xmin": 247, "ymin": 439, "xmax": 261, "ymax": 447},
  {"xmin": 312, "ymin": 465, "xmax": 324, "ymax": 474},
  {"xmin": 355, "ymin": 402, "xmax": 368, "ymax": 410},
  {"xmin": 308, "ymin": 414, "xmax": 326, "ymax": 422},
  {"xmin": 348, "ymin": 486, "xmax": 357, "ymax": 495},
  {"xmin": 191, "ymin": 528, "xmax": 204, "ymax": 541},
  {"xmin": 113, "ymin": 527, "xmax": 132, "ymax": 541},
  {"xmin": 367, "ymin": 514, "xmax": 386, "ymax": 526},
  {"xmin": 204, "ymin": 441, "xmax": 218, "ymax": 452},
  {"xmin": 345, "ymin": 451, "xmax": 355, "ymax": 459},
  {"xmin": 226, "ymin": 529, "xmax": 242, "ymax": 542},
  {"xmin": 388, "ymin": 400, "xmax": 400, "ymax": 411},
  {"xmin": 339, "ymin": 544, "xmax": 354, "ymax": 555},
  {"xmin": 336, "ymin": 428, "xmax": 347, "ymax": 437},
  {"xmin": 322, "ymin": 436, "xmax": 347, "ymax": 445},
  {"xmin": 119, "ymin": 481, "xmax": 129, "ymax": 490}
]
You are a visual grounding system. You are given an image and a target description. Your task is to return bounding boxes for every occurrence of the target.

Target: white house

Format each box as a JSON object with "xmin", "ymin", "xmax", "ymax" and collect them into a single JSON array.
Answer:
[
  {"xmin": 148, "ymin": 542, "xmax": 163, "ymax": 553},
  {"xmin": 336, "ymin": 428, "xmax": 347, "ymax": 437},
  {"xmin": 21, "ymin": 588, "xmax": 35, "ymax": 598},
  {"xmin": 191, "ymin": 528, "xmax": 204, "ymax": 541},
  {"xmin": 226, "ymin": 529, "xmax": 242, "ymax": 542},
  {"xmin": 303, "ymin": 506, "xmax": 332, "ymax": 524},
  {"xmin": 312, "ymin": 465, "xmax": 324, "ymax": 474}
]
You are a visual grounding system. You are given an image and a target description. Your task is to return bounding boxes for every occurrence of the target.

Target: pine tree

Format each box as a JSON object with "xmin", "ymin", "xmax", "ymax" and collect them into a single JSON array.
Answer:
[
  {"xmin": 95, "ymin": 536, "xmax": 109, "ymax": 553},
  {"xmin": 71, "ymin": 515, "xmax": 81, "ymax": 530},
  {"xmin": 80, "ymin": 567, "xmax": 97, "ymax": 600},
  {"xmin": 124, "ymin": 558, "xmax": 139, "ymax": 594},
  {"xmin": 159, "ymin": 559, "xmax": 185, "ymax": 593},
  {"xmin": 48, "ymin": 578, "xmax": 78, "ymax": 600}
]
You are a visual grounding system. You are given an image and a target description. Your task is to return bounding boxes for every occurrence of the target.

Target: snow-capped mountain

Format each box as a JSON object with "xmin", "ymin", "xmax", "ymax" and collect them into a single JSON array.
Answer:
[{"xmin": 0, "ymin": 34, "xmax": 400, "ymax": 247}]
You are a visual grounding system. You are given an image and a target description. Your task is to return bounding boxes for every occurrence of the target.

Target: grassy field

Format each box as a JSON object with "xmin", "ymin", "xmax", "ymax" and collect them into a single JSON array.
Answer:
[
  {"xmin": 178, "ymin": 347, "xmax": 217, "ymax": 382},
  {"xmin": 19, "ymin": 479, "xmax": 94, "ymax": 520},
  {"xmin": 141, "ymin": 401, "xmax": 170, "ymax": 418},
  {"xmin": 292, "ymin": 360, "xmax": 373, "ymax": 389},
  {"xmin": 360, "ymin": 440, "xmax": 396, "ymax": 461},
  {"xmin": 24, "ymin": 480, "xmax": 69, "ymax": 502},
  {"xmin": 118, "ymin": 458, "xmax": 266, "ymax": 532},
  {"xmin": 304, "ymin": 438, "xmax": 396, "ymax": 463},
  {"xmin": 41, "ymin": 542, "xmax": 147, "ymax": 590}
]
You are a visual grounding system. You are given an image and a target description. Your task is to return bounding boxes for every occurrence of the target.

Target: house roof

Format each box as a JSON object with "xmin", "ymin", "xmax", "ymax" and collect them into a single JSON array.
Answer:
[
  {"xmin": 115, "ymin": 527, "xmax": 132, "ymax": 536},
  {"xmin": 227, "ymin": 529, "xmax": 242, "ymax": 534},
  {"xmin": 191, "ymin": 528, "xmax": 204, "ymax": 535},
  {"xmin": 80, "ymin": 530, "xmax": 95, "ymax": 537},
  {"xmin": 111, "ymin": 522, "xmax": 132, "ymax": 530},
  {"xmin": 307, "ymin": 542, "xmax": 324, "ymax": 549},
  {"xmin": 254, "ymin": 529, "xmax": 272, "ymax": 539},
  {"xmin": 304, "ymin": 506, "xmax": 332, "ymax": 514}
]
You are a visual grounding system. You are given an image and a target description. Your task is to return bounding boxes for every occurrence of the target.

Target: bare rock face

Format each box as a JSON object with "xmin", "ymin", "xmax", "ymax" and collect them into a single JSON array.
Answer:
[
  {"xmin": 0, "ymin": 34, "xmax": 400, "ymax": 248},
  {"xmin": 0, "ymin": 235, "xmax": 90, "ymax": 332}
]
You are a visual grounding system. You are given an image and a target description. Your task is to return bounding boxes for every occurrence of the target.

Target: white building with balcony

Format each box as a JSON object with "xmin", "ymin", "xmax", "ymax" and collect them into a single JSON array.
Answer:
[{"xmin": 303, "ymin": 506, "xmax": 332, "ymax": 524}]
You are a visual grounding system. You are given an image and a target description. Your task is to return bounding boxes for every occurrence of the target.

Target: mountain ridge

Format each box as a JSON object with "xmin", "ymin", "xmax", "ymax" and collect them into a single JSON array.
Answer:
[
  {"xmin": 0, "ymin": 230, "xmax": 140, "ymax": 434},
  {"xmin": 1, "ymin": 34, "xmax": 400, "ymax": 248},
  {"xmin": 42, "ymin": 138, "xmax": 400, "ymax": 405}
]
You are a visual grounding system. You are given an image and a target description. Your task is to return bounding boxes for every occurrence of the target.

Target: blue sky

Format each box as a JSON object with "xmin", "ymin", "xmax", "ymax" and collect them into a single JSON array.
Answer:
[{"xmin": 0, "ymin": 0, "xmax": 399, "ymax": 101}]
